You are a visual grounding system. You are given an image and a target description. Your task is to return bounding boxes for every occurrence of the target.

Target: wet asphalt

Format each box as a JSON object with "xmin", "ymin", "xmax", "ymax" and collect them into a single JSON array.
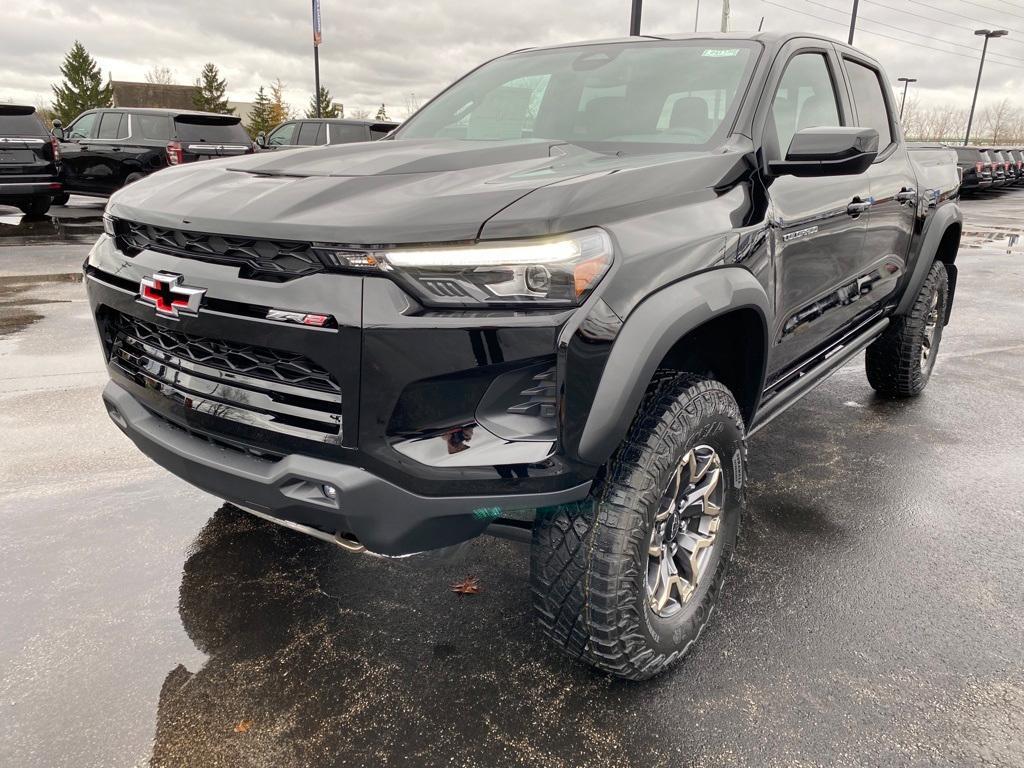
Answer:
[{"xmin": 0, "ymin": 194, "xmax": 1022, "ymax": 768}]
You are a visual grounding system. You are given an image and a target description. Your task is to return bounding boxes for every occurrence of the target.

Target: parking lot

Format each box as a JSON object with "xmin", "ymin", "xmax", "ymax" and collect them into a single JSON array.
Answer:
[{"xmin": 1, "ymin": 192, "xmax": 1022, "ymax": 767}]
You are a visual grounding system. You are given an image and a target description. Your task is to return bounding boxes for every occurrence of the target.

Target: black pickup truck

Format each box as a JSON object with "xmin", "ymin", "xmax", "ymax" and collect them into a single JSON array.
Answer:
[{"xmin": 86, "ymin": 33, "xmax": 961, "ymax": 680}]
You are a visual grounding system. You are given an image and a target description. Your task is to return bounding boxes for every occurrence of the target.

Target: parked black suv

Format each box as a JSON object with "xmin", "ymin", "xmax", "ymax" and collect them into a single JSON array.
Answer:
[
  {"xmin": 953, "ymin": 146, "xmax": 993, "ymax": 194},
  {"xmin": 55, "ymin": 108, "xmax": 253, "ymax": 200},
  {"xmin": 256, "ymin": 118, "xmax": 399, "ymax": 151},
  {"xmin": 87, "ymin": 33, "xmax": 962, "ymax": 679},
  {"xmin": 0, "ymin": 105, "xmax": 63, "ymax": 216}
]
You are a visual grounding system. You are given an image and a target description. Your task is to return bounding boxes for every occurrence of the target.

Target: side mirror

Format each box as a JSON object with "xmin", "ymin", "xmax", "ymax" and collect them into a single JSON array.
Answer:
[
  {"xmin": 255, "ymin": 133, "xmax": 267, "ymax": 148},
  {"xmin": 768, "ymin": 127, "xmax": 879, "ymax": 177},
  {"xmin": 52, "ymin": 120, "xmax": 65, "ymax": 141}
]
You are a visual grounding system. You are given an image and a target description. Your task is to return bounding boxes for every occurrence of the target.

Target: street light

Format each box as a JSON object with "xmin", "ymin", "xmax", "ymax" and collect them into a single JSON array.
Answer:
[
  {"xmin": 897, "ymin": 77, "xmax": 917, "ymax": 119},
  {"xmin": 965, "ymin": 29, "xmax": 1008, "ymax": 145},
  {"xmin": 630, "ymin": 0, "xmax": 642, "ymax": 35}
]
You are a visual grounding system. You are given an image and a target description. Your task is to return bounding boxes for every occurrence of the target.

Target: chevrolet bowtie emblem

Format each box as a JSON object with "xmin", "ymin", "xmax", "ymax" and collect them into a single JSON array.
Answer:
[{"xmin": 139, "ymin": 272, "xmax": 206, "ymax": 318}]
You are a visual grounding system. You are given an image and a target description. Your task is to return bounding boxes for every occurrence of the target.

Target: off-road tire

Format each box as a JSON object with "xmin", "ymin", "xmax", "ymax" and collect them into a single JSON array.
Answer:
[
  {"xmin": 17, "ymin": 196, "xmax": 51, "ymax": 217},
  {"xmin": 530, "ymin": 374, "xmax": 745, "ymax": 680},
  {"xmin": 865, "ymin": 260, "xmax": 949, "ymax": 398}
]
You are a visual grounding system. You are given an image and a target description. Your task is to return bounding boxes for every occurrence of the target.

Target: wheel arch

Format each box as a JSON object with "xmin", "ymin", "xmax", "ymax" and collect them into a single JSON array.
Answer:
[
  {"xmin": 577, "ymin": 267, "xmax": 770, "ymax": 466},
  {"xmin": 896, "ymin": 204, "xmax": 962, "ymax": 323}
]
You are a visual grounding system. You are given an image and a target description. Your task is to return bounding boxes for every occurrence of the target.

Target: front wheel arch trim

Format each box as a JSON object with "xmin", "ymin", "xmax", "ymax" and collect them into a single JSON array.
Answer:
[{"xmin": 577, "ymin": 267, "xmax": 771, "ymax": 466}]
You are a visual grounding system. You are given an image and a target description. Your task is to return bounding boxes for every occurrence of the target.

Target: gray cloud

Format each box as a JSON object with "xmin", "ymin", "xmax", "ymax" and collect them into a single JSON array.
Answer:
[{"xmin": 2, "ymin": 0, "xmax": 1023, "ymax": 117}]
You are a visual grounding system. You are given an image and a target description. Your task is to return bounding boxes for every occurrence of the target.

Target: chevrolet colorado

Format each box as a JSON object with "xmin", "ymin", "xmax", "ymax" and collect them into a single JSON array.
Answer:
[{"xmin": 85, "ymin": 33, "xmax": 961, "ymax": 679}]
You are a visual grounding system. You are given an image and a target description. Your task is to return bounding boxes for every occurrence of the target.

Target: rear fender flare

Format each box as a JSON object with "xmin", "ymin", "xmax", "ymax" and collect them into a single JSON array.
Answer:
[
  {"xmin": 577, "ymin": 267, "xmax": 771, "ymax": 465},
  {"xmin": 895, "ymin": 203, "xmax": 962, "ymax": 318}
]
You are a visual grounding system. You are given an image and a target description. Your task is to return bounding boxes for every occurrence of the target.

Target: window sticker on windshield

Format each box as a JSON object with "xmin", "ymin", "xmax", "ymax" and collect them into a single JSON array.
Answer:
[{"xmin": 702, "ymin": 48, "xmax": 741, "ymax": 57}]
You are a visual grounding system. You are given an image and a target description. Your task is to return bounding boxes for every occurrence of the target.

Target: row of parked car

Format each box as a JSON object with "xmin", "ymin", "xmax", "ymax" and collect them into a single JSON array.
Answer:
[
  {"xmin": 0, "ymin": 104, "xmax": 398, "ymax": 216},
  {"xmin": 954, "ymin": 146, "xmax": 1024, "ymax": 194}
]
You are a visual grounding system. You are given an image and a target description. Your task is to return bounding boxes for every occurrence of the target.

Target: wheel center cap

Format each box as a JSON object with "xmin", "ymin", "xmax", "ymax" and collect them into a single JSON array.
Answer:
[{"xmin": 667, "ymin": 513, "xmax": 681, "ymax": 542}]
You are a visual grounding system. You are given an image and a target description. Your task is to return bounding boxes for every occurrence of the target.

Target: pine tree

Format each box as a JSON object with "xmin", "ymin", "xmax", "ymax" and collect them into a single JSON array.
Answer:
[
  {"xmin": 268, "ymin": 79, "xmax": 291, "ymax": 126},
  {"xmin": 375, "ymin": 103, "xmax": 389, "ymax": 121},
  {"xmin": 246, "ymin": 86, "xmax": 275, "ymax": 139},
  {"xmin": 192, "ymin": 63, "xmax": 234, "ymax": 114},
  {"xmin": 306, "ymin": 86, "xmax": 342, "ymax": 119},
  {"xmin": 51, "ymin": 41, "xmax": 114, "ymax": 124}
]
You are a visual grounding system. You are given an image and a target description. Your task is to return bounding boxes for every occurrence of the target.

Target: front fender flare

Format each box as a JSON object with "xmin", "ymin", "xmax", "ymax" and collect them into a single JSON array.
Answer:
[{"xmin": 577, "ymin": 267, "xmax": 771, "ymax": 465}]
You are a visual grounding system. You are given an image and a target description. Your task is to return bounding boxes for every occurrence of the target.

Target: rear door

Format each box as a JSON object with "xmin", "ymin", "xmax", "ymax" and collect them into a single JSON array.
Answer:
[
  {"xmin": 84, "ymin": 110, "xmax": 132, "ymax": 194},
  {"xmin": 841, "ymin": 55, "xmax": 916, "ymax": 315},
  {"xmin": 296, "ymin": 121, "xmax": 325, "ymax": 147},
  {"xmin": 759, "ymin": 41, "xmax": 872, "ymax": 378}
]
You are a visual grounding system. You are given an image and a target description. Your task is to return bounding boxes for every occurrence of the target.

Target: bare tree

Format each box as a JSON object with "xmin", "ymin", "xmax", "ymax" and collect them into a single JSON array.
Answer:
[
  {"xmin": 981, "ymin": 98, "xmax": 1014, "ymax": 144},
  {"xmin": 145, "ymin": 65, "xmax": 176, "ymax": 85},
  {"xmin": 403, "ymin": 92, "xmax": 421, "ymax": 119},
  {"xmin": 350, "ymin": 107, "xmax": 371, "ymax": 119}
]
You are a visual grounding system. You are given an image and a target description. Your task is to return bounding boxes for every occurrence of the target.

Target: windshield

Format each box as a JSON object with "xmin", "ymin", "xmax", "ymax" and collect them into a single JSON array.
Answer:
[
  {"xmin": 396, "ymin": 40, "xmax": 759, "ymax": 151},
  {"xmin": 174, "ymin": 118, "xmax": 250, "ymax": 143}
]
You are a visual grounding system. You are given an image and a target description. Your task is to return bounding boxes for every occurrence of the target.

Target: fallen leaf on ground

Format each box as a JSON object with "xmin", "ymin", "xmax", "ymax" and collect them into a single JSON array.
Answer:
[
  {"xmin": 234, "ymin": 719, "xmax": 252, "ymax": 734},
  {"xmin": 450, "ymin": 577, "xmax": 482, "ymax": 595}
]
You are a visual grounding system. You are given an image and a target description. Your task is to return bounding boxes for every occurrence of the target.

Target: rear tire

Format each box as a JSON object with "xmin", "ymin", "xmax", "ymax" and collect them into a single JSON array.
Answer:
[
  {"xmin": 124, "ymin": 172, "xmax": 145, "ymax": 186},
  {"xmin": 530, "ymin": 374, "xmax": 745, "ymax": 680},
  {"xmin": 17, "ymin": 196, "xmax": 51, "ymax": 217},
  {"xmin": 50, "ymin": 192, "xmax": 70, "ymax": 206},
  {"xmin": 865, "ymin": 260, "xmax": 949, "ymax": 398}
]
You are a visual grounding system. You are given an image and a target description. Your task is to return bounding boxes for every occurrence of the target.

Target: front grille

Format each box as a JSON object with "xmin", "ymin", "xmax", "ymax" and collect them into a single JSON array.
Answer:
[
  {"xmin": 116, "ymin": 221, "xmax": 325, "ymax": 282},
  {"xmin": 106, "ymin": 311, "xmax": 342, "ymax": 444}
]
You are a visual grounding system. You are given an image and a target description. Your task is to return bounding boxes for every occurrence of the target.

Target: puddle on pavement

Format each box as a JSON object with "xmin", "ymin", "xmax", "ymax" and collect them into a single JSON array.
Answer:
[
  {"xmin": 0, "ymin": 204, "xmax": 104, "ymax": 245},
  {"xmin": 959, "ymin": 226, "xmax": 1024, "ymax": 252},
  {"xmin": 0, "ymin": 272, "xmax": 83, "ymax": 336}
]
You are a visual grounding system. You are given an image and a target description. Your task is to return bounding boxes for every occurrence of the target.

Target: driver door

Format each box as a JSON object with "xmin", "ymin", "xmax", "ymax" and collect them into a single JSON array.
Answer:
[{"xmin": 762, "ymin": 43, "xmax": 872, "ymax": 381}]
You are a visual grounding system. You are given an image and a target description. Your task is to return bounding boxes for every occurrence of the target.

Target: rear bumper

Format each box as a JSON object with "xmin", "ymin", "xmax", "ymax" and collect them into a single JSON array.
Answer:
[
  {"xmin": 0, "ymin": 180, "xmax": 60, "ymax": 197},
  {"xmin": 103, "ymin": 380, "xmax": 589, "ymax": 555}
]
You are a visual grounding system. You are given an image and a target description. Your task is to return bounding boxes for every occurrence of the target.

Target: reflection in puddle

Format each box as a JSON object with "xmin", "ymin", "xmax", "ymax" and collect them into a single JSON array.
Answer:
[
  {"xmin": 0, "ymin": 203, "xmax": 104, "ymax": 244},
  {"xmin": 0, "ymin": 273, "xmax": 83, "ymax": 336},
  {"xmin": 960, "ymin": 227, "xmax": 1024, "ymax": 253}
]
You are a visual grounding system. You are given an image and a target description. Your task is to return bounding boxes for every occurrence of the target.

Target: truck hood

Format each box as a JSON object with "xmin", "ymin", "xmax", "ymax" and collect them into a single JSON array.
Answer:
[{"xmin": 107, "ymin": 138, "xmax": 750, "ymax": 244}]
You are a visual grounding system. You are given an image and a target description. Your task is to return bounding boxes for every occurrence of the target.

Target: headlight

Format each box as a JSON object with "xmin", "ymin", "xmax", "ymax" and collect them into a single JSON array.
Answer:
[
  {"xmin": 102, "ymin": 212, "xmax": 116, "ymax": 237},
  {"xmin": 378, "ymin": 228, "xmax": 613, "ymax": 308}
]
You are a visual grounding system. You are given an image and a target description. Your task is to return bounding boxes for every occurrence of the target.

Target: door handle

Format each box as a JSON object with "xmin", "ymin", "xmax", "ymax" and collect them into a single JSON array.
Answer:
[
  {"xmin": 846, "ymin": 196, "xmax": 873, "ymax": 216},
  {"xmin": 895, "ymin": 187, "xmax": 917, "ymax": 204}
]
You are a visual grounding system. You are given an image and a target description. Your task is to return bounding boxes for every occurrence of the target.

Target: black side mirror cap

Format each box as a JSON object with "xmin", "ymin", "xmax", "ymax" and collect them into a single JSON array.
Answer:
[
  {"xmin": 768, "ymin": 126, "xmax": 879, "ymax": 177},
  {"xmin": 51, "ymin": 120, "xmax": 65, "ymax": 141},
  {"xmin": 255, "ymin": 133, "xmax": 267, "ymax": 148}
]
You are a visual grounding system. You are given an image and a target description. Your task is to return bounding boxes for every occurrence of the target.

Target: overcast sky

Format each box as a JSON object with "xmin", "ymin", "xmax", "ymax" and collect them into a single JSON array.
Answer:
[{"xmin": 3, "ymin": 0, "xmax": 1024, "ymax": 118}]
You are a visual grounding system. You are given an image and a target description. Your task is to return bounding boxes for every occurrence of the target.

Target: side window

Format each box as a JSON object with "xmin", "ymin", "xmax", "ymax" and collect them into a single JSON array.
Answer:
[
  {"xmin": 315, "ymin": 123, "xmax": 327, "ymax": 144},
  {"xmin": 97, "ymin": 112, "xmax": 126, "ymax": 140},
  {"xmin": 771, "ymin": 53, "xmax": 842, "ymax": 156},
  {"xmin": 296, "ymin": 122, "xmax": 321, "ymax": 145},
  {"xmin": 844, "ymin": 60, "xmax": 893, "ymax": 149},
  {"xmin": 67, "ymin": 112, "xmax": 97, "ymax": 140},
  {"xmin": 328, "ymin": 124, "xmax": 370, "ymax": 144},
  {"xmin": 267, "ymin": 122, "xmax": 297, "ymax": 146},
  {"xmin": 137, "ymin": 115, "xmax": 173, "ymax": 140}
]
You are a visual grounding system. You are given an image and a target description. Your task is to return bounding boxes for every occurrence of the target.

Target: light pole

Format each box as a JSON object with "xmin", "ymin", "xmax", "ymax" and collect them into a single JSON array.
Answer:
[
  {"xmin": 965, "ymin": 29, "xmax": 1008, "ymax": 145},
  {"xmin": 897, "ymin": 77, "xmax": 917, "ymax": 119},
  {"xmin": 848, "ymin": 0, "xmax": 860, "ymax": 44},
  {"xmin": 630, "ymin": 0, "xmax": 642, "ymax": 35}
]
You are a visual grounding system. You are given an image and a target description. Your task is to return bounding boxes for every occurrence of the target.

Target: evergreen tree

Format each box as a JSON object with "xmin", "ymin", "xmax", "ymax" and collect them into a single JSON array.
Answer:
[
  {"xmin": 192, "ymin": 63, "xmax": 234, "ymax": 114},
  {"xmin": 375, "ymin": 103, "xmax": 389, "ymax": 121},
  {"xmin": 246, "ymin": 86, "xmax": 275, "ymax": 139},
  {"xmin": 268, "ymin": 79, "xmax": 291, "ymax": 126},
  {"xmin": 305, "ymin": 86, "xmax": 342, "ymax": 119},
  {"xmin": 51, "ymin": 41, "xmax": 113, "ymax": 124}
]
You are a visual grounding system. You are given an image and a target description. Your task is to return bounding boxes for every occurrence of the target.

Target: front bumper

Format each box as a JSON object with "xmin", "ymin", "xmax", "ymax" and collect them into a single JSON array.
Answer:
[{"xmin": 103, "ymin": 380, "xmax": 588, "ymax": 555}]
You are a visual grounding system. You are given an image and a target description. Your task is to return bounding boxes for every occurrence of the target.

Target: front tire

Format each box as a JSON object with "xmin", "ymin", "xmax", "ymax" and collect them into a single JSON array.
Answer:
[
  {"xmin": 865, "ymin": 260, "xmax": 949, "ymax": 398},
  {"xmin": 531, "ymin": 374, "xmax": 745, "ymax": 680}
]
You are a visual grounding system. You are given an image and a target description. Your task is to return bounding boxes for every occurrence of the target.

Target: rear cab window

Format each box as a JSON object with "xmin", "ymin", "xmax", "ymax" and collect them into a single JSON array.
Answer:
[
  {"xmin": 328, "ymin": 123, "xmax": 370, "ymax": 143},
  {"xmin": 0, "ymin": 108, "xmax": 48, "ymax": 137},
  {"xmin": 843, "ymin": 58, "xmax": 894, "ymax": 152},
  {"xmin": 174, "ymin": 117, "xmax": 250, "ymax": 144}
]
